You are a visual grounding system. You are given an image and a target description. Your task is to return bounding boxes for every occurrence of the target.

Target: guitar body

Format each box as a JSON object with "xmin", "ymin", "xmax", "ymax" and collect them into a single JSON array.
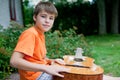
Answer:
[
  {"xmin": 53, "ymin": 55, "xmax": 104, "ymax": 80},
  {"xmin": 53, "ymin": 72, "xmax": 103, "ymax": 80}
]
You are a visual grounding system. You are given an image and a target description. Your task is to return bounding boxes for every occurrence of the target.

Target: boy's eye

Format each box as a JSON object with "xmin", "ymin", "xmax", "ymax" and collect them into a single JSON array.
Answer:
[
  {"xmin": 40, "ymin": 14, "xmax": 55, "ymax": 20},
  {"xmin": 41, "ymin": 15, "xmax": 46, "ymax": 18},
  {"xmin": 49, "ymin": 17, "xmax": 54, "ymax": 20}
]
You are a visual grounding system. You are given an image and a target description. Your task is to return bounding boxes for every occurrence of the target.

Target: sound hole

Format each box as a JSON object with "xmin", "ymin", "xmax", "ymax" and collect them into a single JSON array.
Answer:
[{"xmin": 74, "ymin": 58, "xmax": 83, "ymax": 62}]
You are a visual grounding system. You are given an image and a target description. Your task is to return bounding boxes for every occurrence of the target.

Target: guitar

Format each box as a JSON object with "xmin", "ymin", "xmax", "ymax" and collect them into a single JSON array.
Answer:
[{"xmin": 53, "ymin": 48, "xmax": 104, "ymax": 80}]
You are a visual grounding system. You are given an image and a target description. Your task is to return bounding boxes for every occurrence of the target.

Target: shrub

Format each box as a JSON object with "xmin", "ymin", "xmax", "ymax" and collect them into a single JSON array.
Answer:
[
  {"xmin": 0, "ymin": 21, "xmax": 25, "ymax": 79},
  {"xmin": 46, "ymin": 28, "xmax": 92, "ymax": 59},
  {"xmin": 1, "ymin": 21, "xmax": 25, "ymax": 49},
  {"xmin": 0, "ymin": 47, "xmax": 12, "ymax": 79}
]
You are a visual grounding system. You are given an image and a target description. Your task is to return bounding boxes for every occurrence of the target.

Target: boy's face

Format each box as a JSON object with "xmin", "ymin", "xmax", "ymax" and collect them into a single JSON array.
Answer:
[{"xmin": 33, "ymin": 10, "xmax": 55, "ymax": 32}]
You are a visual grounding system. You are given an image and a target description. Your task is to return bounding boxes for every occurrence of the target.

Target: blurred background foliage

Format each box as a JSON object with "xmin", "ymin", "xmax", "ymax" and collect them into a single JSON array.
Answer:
[
  {"xmin": 23, "ymin": 0, "xmax": 98, "ymax": 35},
  {"xmin": 23, "ymin": 0, "xmax": 120, "ymax": 35}
]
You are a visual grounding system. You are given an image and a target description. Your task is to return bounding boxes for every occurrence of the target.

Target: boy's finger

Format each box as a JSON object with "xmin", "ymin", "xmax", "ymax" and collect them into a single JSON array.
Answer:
[
  {"xmin": 55, "ymin": 73, "xmax": 64, "ymax": 77},
  {"xmin": 62, "ymin": 68, "xmax": 70, "ymax": 72},
  {"xmin": 55, "ymin": 59, "xmax": 66, "ymax": 65}
]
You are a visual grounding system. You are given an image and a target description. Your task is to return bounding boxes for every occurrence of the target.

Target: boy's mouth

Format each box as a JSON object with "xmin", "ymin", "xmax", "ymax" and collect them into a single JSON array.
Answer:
[{"xmin": 43, "ymin": 24, "xmax": 50, "ymax": 28}]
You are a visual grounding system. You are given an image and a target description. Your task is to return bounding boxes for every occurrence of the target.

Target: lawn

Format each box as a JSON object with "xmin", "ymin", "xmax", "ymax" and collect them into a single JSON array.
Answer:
[{"xmin": 86, "ymin": 34, "xmax": 120, "ymax": 77}]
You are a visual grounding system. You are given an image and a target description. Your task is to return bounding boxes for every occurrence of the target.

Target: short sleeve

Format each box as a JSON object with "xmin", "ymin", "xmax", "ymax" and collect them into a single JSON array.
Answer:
[{"xmin": 14, "ymin": 31, "xmax": 35, "ymax": 56}]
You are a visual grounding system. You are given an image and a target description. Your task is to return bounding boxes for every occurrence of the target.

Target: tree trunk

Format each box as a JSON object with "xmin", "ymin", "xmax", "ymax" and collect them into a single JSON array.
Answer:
[
  {"xmin": 97, "ymin": 0, "xmax": 107, "ymax": 35},
  {"xmin": 111, "ymin": 0, "xmax": 119, "ymax": 34}
]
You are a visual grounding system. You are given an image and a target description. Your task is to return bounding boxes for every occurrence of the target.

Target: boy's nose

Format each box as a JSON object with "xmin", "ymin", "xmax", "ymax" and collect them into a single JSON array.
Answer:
[{"xmin": 45, "ymin": 18, "xmax": 49, "ymax": 23}]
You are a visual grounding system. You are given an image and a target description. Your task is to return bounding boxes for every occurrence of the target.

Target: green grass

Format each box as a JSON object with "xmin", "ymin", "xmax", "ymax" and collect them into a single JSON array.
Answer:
[{"xmin": 86, "ymin": 34, "xmax": 120, "ymax": 77}]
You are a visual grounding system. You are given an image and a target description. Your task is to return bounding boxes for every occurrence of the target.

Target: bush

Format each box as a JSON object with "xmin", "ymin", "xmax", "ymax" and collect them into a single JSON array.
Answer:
[
  {"xmin": 1, "ymin": 21, "xmax": 25, "ymax": 49},
  {"xmin": 0, "ymin": 47, "xmax": 12, "ymax": 79},
  {"xmin": 53, "ymin": 2, "xmax": 98, "ymax": 35},
  {"xmin": 0, "ymin": 21, "xmax": 25, "ymax": 79},
  {"xmin": 46, "ymin": 28, "xmax": 92, "ymax": 59}
]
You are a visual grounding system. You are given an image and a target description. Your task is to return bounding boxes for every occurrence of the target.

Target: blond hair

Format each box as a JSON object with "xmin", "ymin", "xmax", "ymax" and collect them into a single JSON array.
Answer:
[{"xmin": 33, "ymin": 1, "xmax": 58, "ymax": 18}]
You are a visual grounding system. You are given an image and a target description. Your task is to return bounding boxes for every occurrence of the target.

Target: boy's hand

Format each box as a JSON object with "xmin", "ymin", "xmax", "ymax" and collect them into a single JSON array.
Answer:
[
  {"xmin": 46, "ymin": 58, "xmax": 65, "ymax": 65},
  {"xmin": 45, "ymin": 65, "xmax": 70, "ymax": 77},
  {"xmin": 54, "ymin": 58, "xmax": 66, "ymax": 65}
]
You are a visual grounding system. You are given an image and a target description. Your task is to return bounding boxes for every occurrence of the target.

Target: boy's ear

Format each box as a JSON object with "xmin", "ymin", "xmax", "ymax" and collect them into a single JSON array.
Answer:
[{"xmin": 33, "ymin": 15, "xmax": 36, "ymax": 22}]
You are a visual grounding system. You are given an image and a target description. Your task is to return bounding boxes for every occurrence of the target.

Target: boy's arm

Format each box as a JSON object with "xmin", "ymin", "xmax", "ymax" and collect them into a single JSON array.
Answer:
[
  {"xmin": 10, "ymin": 51, "xmax": 48, "ymax": 72},
  {"xmin": 10, "ymin": 51, "xmax": 69, "ymax": 77}
]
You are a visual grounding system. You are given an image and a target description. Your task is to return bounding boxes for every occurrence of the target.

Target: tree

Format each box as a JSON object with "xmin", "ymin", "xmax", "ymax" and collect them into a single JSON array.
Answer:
[
  {"xmin": 96, "ymin": 0, "xmax": 119, "ymax": 34},
  {"xmin": 111, "ymin": 0, "xmax": 119, "ymax": 34},
  {"xmin": 96, "ymin": 0, "xmax": 107, "ymax": 34},
  {"xmin": 22, "ymin": 0, "xmax": 34, "ymax": 25}
]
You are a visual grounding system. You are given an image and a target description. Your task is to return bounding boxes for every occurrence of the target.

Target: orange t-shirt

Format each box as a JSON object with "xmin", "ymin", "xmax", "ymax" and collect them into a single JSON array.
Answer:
[{"xmin": 14, "ymin": 26, "xmax": 48, "ymax": 80}]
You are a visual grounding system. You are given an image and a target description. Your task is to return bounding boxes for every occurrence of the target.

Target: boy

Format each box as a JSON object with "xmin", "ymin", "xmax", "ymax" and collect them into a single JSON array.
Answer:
[{"xmin": 10, "ymin": 1, "xmax": 69, "ymax": 80}]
